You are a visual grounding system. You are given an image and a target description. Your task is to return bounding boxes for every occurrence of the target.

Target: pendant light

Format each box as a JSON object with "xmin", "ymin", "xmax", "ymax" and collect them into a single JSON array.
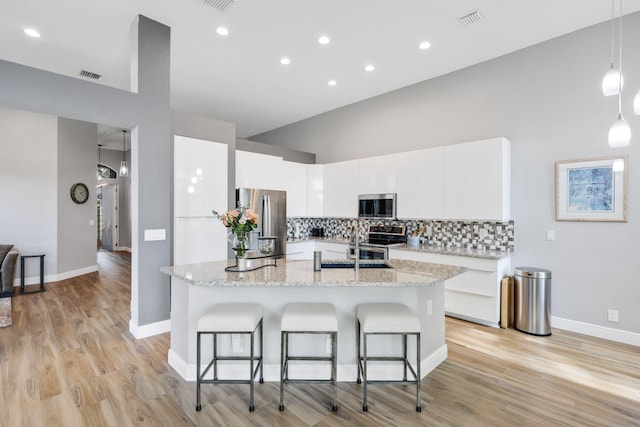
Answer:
[
  {"xmin": 607, "ymin": 0, "xmax": 630, "ymax": 148},
  {"xmin": 119, "ymin": 130, "xmax": 128, "ymax": 177},
  {"xmin": 602, "ymin": 0, "xmax": 623, "ymax": 96},
  {"xmin": 97, "ymin": 144, "xmax": 102, "ymax": 181}
]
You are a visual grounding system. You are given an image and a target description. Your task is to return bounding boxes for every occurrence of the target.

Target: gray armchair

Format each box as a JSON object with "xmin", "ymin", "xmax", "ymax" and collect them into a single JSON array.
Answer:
[{"xmin": 1, "ymin": 245, "xmax": 18, "ymax": 297}]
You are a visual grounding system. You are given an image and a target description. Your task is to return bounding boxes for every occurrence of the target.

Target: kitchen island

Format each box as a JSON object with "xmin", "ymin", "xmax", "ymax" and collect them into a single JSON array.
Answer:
[{"xmin": 161, "ymin": 258, "xmax": 465, "ymax": 382}]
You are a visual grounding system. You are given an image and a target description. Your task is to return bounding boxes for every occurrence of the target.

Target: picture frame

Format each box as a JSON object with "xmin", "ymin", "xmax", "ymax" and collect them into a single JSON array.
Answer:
[{"xmin": 556, "ymin": 156, "xmax": 627, "ymax": 222}]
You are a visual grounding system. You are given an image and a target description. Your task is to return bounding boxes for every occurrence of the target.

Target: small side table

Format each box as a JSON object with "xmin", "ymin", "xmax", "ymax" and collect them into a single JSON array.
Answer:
[{"xmin": 20, "ymin": 253, "xmax": 45, "ymax": 294}]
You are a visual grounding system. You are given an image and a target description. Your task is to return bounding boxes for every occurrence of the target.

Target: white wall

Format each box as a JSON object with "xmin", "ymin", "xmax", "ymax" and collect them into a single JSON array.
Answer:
[
  {"xmin": 252, "ymin": 14, "xmax": 640, "ymax": 336},
  {"xmin": 0, "ymin": 106, "xmax": 58, "ymax": 282},
  {"xmin": 57, "ymin": 118, "xmax": 99, "ymax": 276}
]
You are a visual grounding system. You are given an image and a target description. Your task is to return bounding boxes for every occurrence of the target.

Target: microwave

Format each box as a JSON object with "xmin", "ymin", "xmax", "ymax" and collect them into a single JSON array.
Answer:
[{"xmin": 358, "ymin": 193, "xmax": 397, "ymax": 219}]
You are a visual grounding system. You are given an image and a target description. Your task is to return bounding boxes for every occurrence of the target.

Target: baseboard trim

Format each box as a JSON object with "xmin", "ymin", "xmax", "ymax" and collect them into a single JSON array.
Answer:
[
  {"xmin": 168, "ymin": 344, "xmax": 448, "ymax": 382},
  {"xmin": 13, "ymin": 265, "xmax": 99, "ymax": 287},
  {"xmin": 129, "ymin": 318, "xmax": 171, "ymax": 339},
  {"xmin": 551, "ymin": 316, "xmax": 640, "ymax": 347}
]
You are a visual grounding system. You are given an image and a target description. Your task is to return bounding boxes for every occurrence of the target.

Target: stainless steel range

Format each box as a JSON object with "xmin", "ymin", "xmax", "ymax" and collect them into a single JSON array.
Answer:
[{"xmin": 348, "ymin": 225, "xmax": 406, "ymax": 260}]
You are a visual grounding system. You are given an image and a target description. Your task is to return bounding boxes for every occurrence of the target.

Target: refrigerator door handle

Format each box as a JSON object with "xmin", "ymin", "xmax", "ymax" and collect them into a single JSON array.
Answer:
[{"xmin": 262, "ymin": 194, "xmax": 271, "ymax": 237}]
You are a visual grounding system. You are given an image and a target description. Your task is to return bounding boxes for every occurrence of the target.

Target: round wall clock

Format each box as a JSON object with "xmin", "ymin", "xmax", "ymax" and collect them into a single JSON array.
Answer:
[{"xmin": 70, "ymin": 183, "xmax": 89, "ymax": 204}]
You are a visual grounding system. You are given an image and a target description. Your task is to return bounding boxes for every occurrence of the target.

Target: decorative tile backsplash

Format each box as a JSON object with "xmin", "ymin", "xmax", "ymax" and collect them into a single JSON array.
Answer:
[{"xmin": 287, "ymin": 217, "xmax": 515, "ymax": 251}]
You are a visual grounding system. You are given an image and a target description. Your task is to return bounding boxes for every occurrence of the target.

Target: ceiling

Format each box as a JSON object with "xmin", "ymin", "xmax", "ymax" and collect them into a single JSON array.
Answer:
[{"xmin": 2, "ymin": 0, "xmax": 640, "ymax": 148}]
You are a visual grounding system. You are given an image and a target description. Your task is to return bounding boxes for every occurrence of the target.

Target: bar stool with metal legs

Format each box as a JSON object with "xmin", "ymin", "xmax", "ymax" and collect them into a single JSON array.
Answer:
[
  {"xmin": 356, "ymin": 303, "xmax": 422, "ymax": 412},
  {"xmin": 279, "ymin": 303, "xmax": 338, "ymax": 412},
  {"xmin": 196, "ymin": 303, "xmax": 263, "ymax": 412}
]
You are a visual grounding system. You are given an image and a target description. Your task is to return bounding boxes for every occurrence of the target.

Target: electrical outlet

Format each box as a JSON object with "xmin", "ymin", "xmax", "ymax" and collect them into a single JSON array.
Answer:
[
  {"xmin": 607, "ymin": 309, "xmax": 619, "ymax": 323},
  {"xmin": 325, "ymin": 337, "xmax": 332, "ymax": 353},
  {"xmin": 546, "ymin": 230, "xmax": 555, "ymax": 241},
  {"xmin": 427, "ymin": 299, "xmax": 433, "ymax": 315}
]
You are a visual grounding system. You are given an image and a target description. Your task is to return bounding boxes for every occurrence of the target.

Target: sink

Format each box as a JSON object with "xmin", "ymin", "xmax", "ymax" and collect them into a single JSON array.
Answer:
[{"xmin": 321, "ymin": 261, "xmax": 392, "ymax": 269}]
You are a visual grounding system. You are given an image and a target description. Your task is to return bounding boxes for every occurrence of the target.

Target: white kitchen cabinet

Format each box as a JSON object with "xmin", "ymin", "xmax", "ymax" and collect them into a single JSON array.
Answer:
[
  {"xmin": 307, "ymin": 164, "xmax": 324, "ymax": 217},
  {"xmin": 358, "ymin": 154, "xmax": 397, "ymax": 194},
  {"xmin": 388, "ymin": 248, "xmax": 438, "ymax": 264},
  {"xmin": 175, "ymin": 217, "xmax": 228, "ymax": 264},
  {"xmin": 236, "ymin": 150, "xmax": 284, "ymax": 191},
  {"xmin": 443, "ymin": 138, "xmax": 510, "ymax": 221},
  {"xmin": 174, "ymin": 135, "xmax": 228, "ymax": 263},
  {"xmin": 389, "ymin": 247, "xmax": 511, "ymax": 327},
  {"xmin": 286, "ymin": 241, "xmax": 315, "ymax": 259},
  {"xmin": 283, "ymin": 161, "xmax": 308, "ymax": 217},
  {"xmin": 286, "ymin": 241, "xmax": 348, "ymax": 260},
  {"xmin": 322, "ymin": 160, "xmax": 359, "ymax": 218},
  {"xmin": 315, "ymin": 242, "xmax": 349, "ymax": 260},
  {"xmin": 174, "ymin": 135, "xmax": 228, "ymax": 218},
  {"xmin": 396, "ymin": 147, "xmax": 443, "ymax": 219}
]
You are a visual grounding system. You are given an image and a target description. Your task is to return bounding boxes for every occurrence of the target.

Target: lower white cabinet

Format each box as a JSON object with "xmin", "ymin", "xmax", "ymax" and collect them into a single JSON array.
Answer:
[
  {"xmin": 315, "ymin": 242, "xmax": 349, "ymax": 260},
  {"xmin": 286, "ymin": 241, "xmax": 348, "ymax": 260},
  {"xmin": 285, "ymin": 241, "xmax": 315, "ymax": 260},
  {"xmin": 389, "ymin": 248, "xmax": 511, "ymax": 327}
]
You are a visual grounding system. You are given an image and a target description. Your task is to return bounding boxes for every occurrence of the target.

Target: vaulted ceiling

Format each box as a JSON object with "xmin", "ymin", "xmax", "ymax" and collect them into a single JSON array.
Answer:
[{"xmin": 2, "ymin": 0, "xmax": 639, "ymax": 145}]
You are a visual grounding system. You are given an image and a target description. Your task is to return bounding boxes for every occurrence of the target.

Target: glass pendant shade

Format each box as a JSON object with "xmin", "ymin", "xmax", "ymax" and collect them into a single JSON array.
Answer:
[
  {"xmin": 119, "ymin": 130, "xmax": 128, "ymax": 177},
  {"xmin": 119, "ymin": 161, "xmax": 128, "ymax": 177},
  {"xmin": 608, "ymin": 113, "xmax": 631, "ymax": 148},
  {"xmin": 602, "ymin": 64, "xmax": 622, "ymax": 96},
  {"xmin": 97, "ymin": 144, "xmax": 102, "ymax": 181},
  {"xmin": 634, "ymin": 89, "xmax": 640, "ymax": 115}
]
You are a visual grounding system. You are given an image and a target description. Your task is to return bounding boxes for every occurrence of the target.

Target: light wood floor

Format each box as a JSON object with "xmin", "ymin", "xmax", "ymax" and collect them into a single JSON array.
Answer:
[{"xmin": 1, "ymin": 251, "xmax": 638, "ymax": 426}]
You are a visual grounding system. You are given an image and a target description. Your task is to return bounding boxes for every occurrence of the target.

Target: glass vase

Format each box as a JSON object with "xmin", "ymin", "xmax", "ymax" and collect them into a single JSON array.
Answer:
[{"xmin": 231, "ymin": 231, "xmax": 248, "ymax": 259}]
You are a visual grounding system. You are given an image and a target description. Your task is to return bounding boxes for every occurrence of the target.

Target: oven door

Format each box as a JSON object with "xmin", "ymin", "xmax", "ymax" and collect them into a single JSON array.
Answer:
[{"xmin": 348, "ymin": 245, "xmax": 387, "ymax": 260}]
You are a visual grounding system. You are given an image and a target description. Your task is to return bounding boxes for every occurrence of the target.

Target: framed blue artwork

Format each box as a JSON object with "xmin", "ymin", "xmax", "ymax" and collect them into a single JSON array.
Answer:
[{"xmin": 556, "ymin": 156, "xmax": 627, "ymax": 222}]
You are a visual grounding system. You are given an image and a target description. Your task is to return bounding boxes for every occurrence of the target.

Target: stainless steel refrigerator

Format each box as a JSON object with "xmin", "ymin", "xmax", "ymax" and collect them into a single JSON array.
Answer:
[{"xmin": 236, "ymin": 188, "xmax": 287, "ymax": 257}]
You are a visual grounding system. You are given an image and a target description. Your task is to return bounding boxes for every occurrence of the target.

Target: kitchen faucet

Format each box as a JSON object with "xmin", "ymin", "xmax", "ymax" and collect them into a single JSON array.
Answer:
[{"xmin": 352, "ymin": 219, "xmax": 360, "ymax": 271}]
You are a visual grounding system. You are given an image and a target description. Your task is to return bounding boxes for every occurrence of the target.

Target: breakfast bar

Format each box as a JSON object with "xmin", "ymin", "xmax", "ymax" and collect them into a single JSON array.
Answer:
[{"xmin": 161, "ymin": 258, "xmax": 465, "ymax": 382}]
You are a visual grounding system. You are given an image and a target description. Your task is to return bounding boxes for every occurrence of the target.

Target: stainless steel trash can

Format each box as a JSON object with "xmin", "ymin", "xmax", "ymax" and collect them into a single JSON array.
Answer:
[{"xmin": 514, "ymin": 267, "xmax": 552, "ymax": 336}]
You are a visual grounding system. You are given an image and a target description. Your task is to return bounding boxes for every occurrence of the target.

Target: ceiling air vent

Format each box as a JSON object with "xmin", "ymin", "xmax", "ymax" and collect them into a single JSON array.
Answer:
[
  {"xmin": 200, "ymin": 0, "xmax": 235, "ymax": 12},
  {"xmin": 80, "ymin": 70, "xmax": 101, "ymax": 80},
  {"xmin": 458, "ymin": 10, "xmax": 483, "ymax": 26}
]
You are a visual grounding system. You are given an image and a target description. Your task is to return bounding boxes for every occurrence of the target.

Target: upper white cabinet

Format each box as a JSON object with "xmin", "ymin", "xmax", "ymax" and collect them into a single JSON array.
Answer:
[
  {"xmin": 396, "ymin": 147, "xmax": 444, "ymax": 219},
  {"xmin": 174, "ymin": 135, "xmax": 228, "ymax": 218},
  {"xmin": 236, "ymin": 150, "xmax": 284, "ymax": 190},
  {"xmin": 323, "ymin": 160, "xmax": 359, "ymax": 218},
  {"xmin": 358, "ymin": 154, "xmax": 397, "ymax": 194},
  {"xmin": 307, "ymin": 164, "xmax": 324, "ymax": 217},
  {"xmin": 443, "ymin": 138, "xmax": 511, "ymax": 221},
  {"xmin": 282, "ymin": 161, "xmax": 308, "ymax": 217}
]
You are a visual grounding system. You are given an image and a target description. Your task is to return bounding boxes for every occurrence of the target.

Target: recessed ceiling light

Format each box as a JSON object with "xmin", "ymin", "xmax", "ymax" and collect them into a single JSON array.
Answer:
[
  {"xmin": 216, "ymin": 26, "xmax": 229, "ymax": 36},
  {"xmin": 419, "ymin": 41, "xmax": 431, "ymax": 50},
  {"xmin": 318, "ymin": 36, "xmax": 330, "ymax": 45},
  {"xmin": 280, "ymin": 57, "xmax": 291, "ymax": 65},
  {"xmin": 328, "ymin": 80, "xmax": 337, "ymax": 86},
  {"xmin": 24, "ymin": 28, "xmax": 41, "ymax": 38},
  {"xmin": 364, "ymin": 64, "xmax": 375, "ymax": 72}
]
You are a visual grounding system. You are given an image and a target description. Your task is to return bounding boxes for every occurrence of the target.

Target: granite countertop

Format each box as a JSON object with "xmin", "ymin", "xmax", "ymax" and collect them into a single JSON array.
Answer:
[
  {"xmin": 286, "ymin": 237, "xmax": 350, "ymax": 244},
  {"xmin": 161, "ymin": 258, "xmax": 465, "ymax": 288},
  {"xmin": 389, "ymin": 243, "xmax": 513, "ymax": 260}
]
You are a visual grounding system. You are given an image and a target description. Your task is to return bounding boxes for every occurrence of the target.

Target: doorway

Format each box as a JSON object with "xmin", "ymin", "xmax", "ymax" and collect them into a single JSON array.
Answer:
[{"xmin": 99, "ymin": 183, "xmax": 119, "ymax": 251}]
